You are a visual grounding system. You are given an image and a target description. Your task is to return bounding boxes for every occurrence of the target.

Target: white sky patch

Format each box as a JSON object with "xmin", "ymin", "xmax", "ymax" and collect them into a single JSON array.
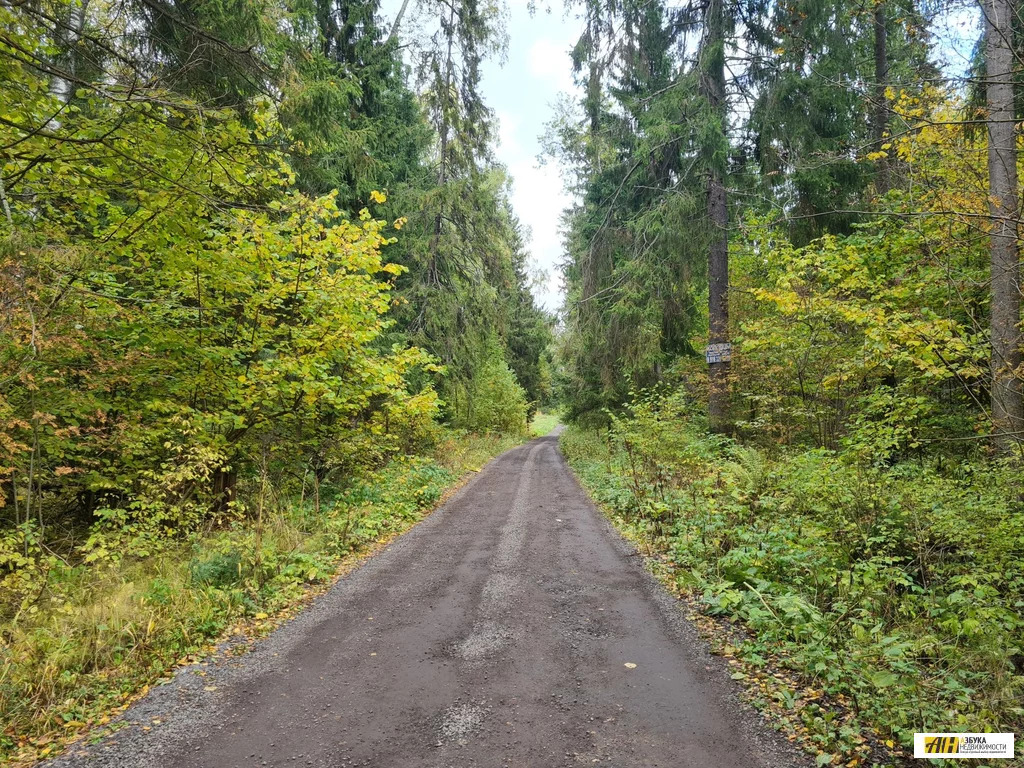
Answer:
[
  {"xmin": 481, "ymin": 4, "xmax": 584, "ymax": 312},
  {"xmin": 507, "ymin": 160, "xmax": 565, "ymax": 307},
  {"xmin": 495, "ymin": 110, "xmax": 524, "ymax": 157},
  {"xmin": 527, "ymin": 38, "xmax": 578, "ymax": 93},
  {"xmin": 931, "ymin": 3, "xmax": 980, "ymax": 78}
]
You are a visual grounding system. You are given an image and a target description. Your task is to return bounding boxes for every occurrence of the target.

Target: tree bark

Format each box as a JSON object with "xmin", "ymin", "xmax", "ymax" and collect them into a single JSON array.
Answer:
[
  {"xmin": 985, "ymin": 0, "xmax": 1023, "ymax": 451},
  {"xmin": 705, "ymin": 0, "xmax": 730, "ymax": 433},
  {"xmin": 428, "ymin": 2, "xmax": 457, "ymax": 286},
  {"xmin": 212, "ymin": 467, "xmax": 237, "ymax": 512},
  {"xmin": 49, "ymin": 0, "xmax": 90, "ymax": 117},
  {"xmin": 872, "ymin": 0, "xmax": 889, "ymax": 194},
  {"xmin": 387, "ymin": 0, "xmax": 413, "ymax": 44}
]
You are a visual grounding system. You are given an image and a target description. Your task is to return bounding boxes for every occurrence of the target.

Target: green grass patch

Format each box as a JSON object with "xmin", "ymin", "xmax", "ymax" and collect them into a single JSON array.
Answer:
[{"xmin": 529, "ymin": 410, "xmax": 560, "ymax": 437}]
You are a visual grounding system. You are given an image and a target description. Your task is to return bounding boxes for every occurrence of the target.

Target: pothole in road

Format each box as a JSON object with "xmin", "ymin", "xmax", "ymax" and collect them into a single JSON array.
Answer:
[
  {"xmin": 438, "ymin": 702, "xmax": 487, "ymax": 744},
  {"xmin": 454, "ymin": 621, "xmax": 514, "ymax": 661}
]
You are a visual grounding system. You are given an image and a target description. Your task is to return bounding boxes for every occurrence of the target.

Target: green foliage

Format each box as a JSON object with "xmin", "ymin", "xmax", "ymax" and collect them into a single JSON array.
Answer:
[
  {"xmin": 0, "ymin": 0, "xmax": 542, "ymax": 564},
  {"xmin": 550, "ymin": 0, "xmax": 709, "ymax": 418},
  {"xmin": 733, "ymin": 207, "xmax": 986, "ymax": 459},
  {"xmin": 528, "ymin": 411, "xmax": 560, "ymax": 437},
  {"xmin": 0, "ymin": 432, "xmax": 514, "ymax": 763},
  {"xmin": 0, "ymin": 0, "xmax": 546, "ymax": 757},
  {"xmin": 562, "ymin": 400, "xmax": 1024, "ymax": 760},
  {"xmin": 459, "ymin": 344, "xmax": 530, "ymax": 435}
]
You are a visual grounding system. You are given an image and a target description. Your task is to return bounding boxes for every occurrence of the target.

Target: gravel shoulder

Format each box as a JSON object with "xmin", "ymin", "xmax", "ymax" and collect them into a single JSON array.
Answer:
[{"xmin": 44, "ymin": 432, "xmax": 812, "ymax": 768}]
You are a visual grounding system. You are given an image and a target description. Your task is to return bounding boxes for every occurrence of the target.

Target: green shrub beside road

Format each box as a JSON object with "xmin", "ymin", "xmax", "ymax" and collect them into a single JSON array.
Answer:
[
  {"xmin": 561, "ymin": 399, "xmax": 1024, "ymax": 766},
  {"xmin": 0, "ymin": 431, "xmax": 520, "ymax": 765}
]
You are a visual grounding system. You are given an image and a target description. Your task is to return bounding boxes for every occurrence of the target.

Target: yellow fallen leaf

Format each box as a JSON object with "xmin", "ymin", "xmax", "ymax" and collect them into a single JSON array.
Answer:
[
  {"xmin": 204, "ymin": 685, "xmax": 218, "ymax": 692},
  {"xmin": 254, "ymin": 612, "xmax": 268, "ymax": 620},
  {"xmin": 624, "ymin": 662, "xmax": 637, "ymax": 669}
]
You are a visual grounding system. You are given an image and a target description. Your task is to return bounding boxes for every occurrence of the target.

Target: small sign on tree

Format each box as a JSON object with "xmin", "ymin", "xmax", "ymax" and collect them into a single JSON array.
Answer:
[{"xmin": 705, "ymin": 342, "xmax": 732, "ymax": 364}]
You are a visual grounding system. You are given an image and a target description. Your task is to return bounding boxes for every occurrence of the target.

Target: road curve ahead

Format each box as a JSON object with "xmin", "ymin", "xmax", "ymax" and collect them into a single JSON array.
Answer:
[{"xmin": 49, "ymin": 432, "xmax": 810, "ymax": 768}]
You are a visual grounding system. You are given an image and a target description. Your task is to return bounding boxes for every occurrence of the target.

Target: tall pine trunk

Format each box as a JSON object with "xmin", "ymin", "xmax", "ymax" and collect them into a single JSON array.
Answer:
[
  {"xmin": 985, "ymin": 0, "xmax": 1023, "ymax": 450},
  {"xmin": 49, "ymin": 0, "xmax": 89, "ymax": 114},
  {"xmin": 872, "ymin": 0, "xmax": 889, "ymax": 194},
  {"xmin": 705, "ymin": 0, "xmax": 730, "ymax": 433},
  {"xmin": 428, "ymin": 2, "xmax": 457, "ymax": 287}
]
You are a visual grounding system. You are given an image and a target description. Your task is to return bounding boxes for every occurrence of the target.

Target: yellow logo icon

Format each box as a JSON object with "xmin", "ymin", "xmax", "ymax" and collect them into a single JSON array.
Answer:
[{"xmin": 924, "ymin": 736, "xmax": 961, "ymax": 754}]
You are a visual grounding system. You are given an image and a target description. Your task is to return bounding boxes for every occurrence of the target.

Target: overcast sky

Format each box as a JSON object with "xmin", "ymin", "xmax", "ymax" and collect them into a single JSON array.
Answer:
[{"xmin": 479, "ymin": 0, "xmax": 583, "ymax": 312}]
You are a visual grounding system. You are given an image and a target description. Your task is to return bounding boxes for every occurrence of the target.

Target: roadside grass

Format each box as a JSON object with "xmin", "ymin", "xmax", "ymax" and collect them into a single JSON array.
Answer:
[
  {"xmin": 529, "ymin": 411, "xmax": 560, "ymax": 437},
  {"xmin": 0, "ymin": 430, "xmax": 521, "ymax": 767},
  {"xmin": 560, "ymin": 424, "xmax": 1024, "ymax": 768}
]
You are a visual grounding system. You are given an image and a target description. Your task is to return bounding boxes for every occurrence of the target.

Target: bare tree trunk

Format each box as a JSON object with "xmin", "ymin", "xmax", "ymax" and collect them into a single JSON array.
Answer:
[
  {"xmin": 49, "ymin": 0, "xmax": 90, "ymax": 121},
  {"xmin": 428, "ymin": 2, "xmax": 457, "ymax": 284},
  {"xmin": 704, "ymin": 0, "xmax": 730, "ymax": 433},
  {"xmin": 872, "ymin": 0, "xmax": 890, "ymax": 194},
  {"xmin": 0, "ymin": 175, "xmax": 12, "ymax": 226},
  {"xmin": 387, "ymin": 0, "xmax": 413, "ymax": 44},
  {"xmin": 985, "ymin": 0, "xmax": 1023, "ymax": 450}
]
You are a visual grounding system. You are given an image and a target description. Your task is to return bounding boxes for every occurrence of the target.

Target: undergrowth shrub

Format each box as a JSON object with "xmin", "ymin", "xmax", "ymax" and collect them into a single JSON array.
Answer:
[
  {"xmin": 0, "ymin": 432, "xmax": 517, "ymax": 763},
  {"xmin": 462, "ymin": 349, "xmax": 529, "ymax": 435},
  {"xmin": 561, "ymin": 402, "xmax": 1024, "ymax": 763}
]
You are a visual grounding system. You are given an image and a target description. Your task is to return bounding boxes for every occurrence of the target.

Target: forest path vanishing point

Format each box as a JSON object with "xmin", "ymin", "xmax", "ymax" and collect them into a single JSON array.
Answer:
[{"xmin": 46, "ymin": 432, "xmax": 811, "ymax": 768}]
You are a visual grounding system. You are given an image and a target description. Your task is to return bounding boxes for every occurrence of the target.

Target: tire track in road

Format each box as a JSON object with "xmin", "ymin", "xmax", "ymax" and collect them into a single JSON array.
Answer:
[{"xmin": 450, "ymin": 440, "xmax": 542, "ymax": 668}]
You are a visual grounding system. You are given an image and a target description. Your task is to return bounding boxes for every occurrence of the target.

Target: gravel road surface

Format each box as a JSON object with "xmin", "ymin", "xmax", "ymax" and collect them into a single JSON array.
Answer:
[{"xmin": 47, "ymin": 432, "xmax": 810, "ymax": 768}]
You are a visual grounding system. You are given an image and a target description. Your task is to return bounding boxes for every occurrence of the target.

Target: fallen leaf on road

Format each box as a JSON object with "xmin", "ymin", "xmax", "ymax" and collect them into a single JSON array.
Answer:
[{"xmin": 624, "ymin": 663, "xmax": 637, "ymax": 669}]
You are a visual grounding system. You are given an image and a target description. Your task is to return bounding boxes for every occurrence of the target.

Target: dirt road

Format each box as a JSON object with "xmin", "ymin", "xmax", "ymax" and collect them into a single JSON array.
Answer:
[{"xmin": 48, "ymin": 432, "xmax": 809, "ymax": 768}]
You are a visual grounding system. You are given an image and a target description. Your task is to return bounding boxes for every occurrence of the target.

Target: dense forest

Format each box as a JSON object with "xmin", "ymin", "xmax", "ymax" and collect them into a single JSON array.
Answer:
[
  {"xmin": 0, "ymin": 0, "xmax": 550, "ymax": 758},
  {"xmin": 2, "ymin": 0, "xmax": 1024, "ymax": 763},
  {"xmin": 550, "ymin": 0, "xmax": 1024, "ymax": 759}
]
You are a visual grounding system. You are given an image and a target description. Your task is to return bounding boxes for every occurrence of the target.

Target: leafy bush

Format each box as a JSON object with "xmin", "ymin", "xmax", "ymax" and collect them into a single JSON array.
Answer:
[
  {"xmin": 463, "ymin": 347, "xmax": 529, "ymax": 434},
  {"xmin": 190, "ymin": 551, "xmax": 244, "ymax": 589},
  {"xmin": 561, "ymin": 400, "xmax": 1024, "ymax": 762},
  {"xmin": 0, "ymin": 432, "xmax": 516, "ymax": 764}
]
